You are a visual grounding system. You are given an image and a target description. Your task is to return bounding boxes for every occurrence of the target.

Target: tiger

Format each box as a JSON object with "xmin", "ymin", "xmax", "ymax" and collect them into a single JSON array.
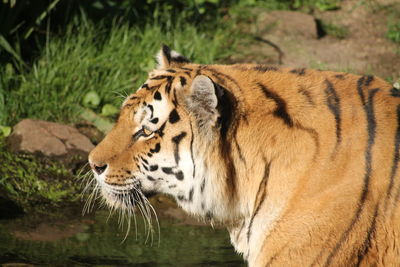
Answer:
[{"xmin": 88, "ymin": 44, "xmax": 400, "ymax": 266}]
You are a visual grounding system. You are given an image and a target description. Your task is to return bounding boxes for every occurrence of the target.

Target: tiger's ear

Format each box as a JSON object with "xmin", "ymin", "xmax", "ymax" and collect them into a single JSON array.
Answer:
[
  {"xmin": 156, "ymin": 44, "xmax": 190, "ymax": 69},
  {"xmin": 184, "ymin": 75, "xmax": 220, "ymax": 132}
]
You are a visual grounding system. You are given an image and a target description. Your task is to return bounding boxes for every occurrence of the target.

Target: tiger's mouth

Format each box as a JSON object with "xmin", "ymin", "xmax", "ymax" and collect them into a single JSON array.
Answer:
[
  {"xmin": 105, "ymin": 188, "xmax": 157, "ymax": 205},
  {"xmin": 100, "ymin": 181, "xmax": 144, "ymax": 208}
]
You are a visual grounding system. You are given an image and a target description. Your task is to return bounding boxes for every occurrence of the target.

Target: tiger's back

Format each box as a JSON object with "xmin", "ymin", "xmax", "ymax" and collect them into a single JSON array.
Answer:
[
  {"xmin": 217, "ymin": 65, "xmax": 400, "ymax": 266},
  {"xmin": 88, "ymin": 46, "xmax": 400, "ymax": 266}
]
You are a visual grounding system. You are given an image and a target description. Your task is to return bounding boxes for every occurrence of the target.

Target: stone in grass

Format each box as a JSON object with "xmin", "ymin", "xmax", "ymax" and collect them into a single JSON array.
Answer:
[{"xmin": 7, "ymin": 119, "xmax": 94, "ymax": 170}]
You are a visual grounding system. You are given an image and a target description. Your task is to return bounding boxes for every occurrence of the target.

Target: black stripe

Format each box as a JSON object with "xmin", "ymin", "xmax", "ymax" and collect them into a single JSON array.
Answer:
[
  {"xmin": 150, "ymin": 117, "xmax": 159, "ymax": 124},
  {"xmin": 166, "ymin": 69, "xmax": 176, "ymax": 73},
  {"xmin": 161, "ymin": 167, "xmax": 173, "ymax": 174},
  {"xmin": 188, "ymin": 188, "xmax": 194, "ymax": 201},
  {"xmin": 141, "ymin": 84, "xmax": 160, "ymax": 91},
  {"xmin": 171, "ymin": 55, "xmax": 190, "ymax": 64},
  {"xmin": 175, "ymin": 171, "xmax": 184, "ymax": 180},
  {"xmin": 164, "ymin": 76, "xmax": 173, "ymax": 94},
  {"xmin": 257, "ymin": 83, "xmax": 293, "ymax": 127},
  {"xmin": 234, "ymin": 136, "xmax": 246, "ymax": 165},
  {"xmin": 141, "ymin": 157, "xmax": 149, "ymax": 165},
  {"xmin": 247, "ymin": 161, "xmax": 271, "ymax": 243},
  {"xmin": 390, "ymin": 105, "xmax": 400, "ymax": 205},
  {"xmin": 150, "ymin": 75, "xmax": 172, "ymax": 80},
  {"xmin": 172, "ymin": 131, "xmax": 187, "ymax": 164},
  {"xmin": 324, "ymin": 79, "xmax": 342, "ymax": 156},
  {"xmin": 323, "ymin": 86, "xmax": 379, "ymax": 266},
  {"xmin": 189, "ymin": 121, "xmax": 196, "ymax": 180},
  {"xmin": 357, "ymin": 76, "xmax": 367, "ymax": 104},
  {"xmin": 150, "ymin": 143, "xmax": 160, "ymax": 153},
  {"xmin": 154, "ymin": 91, "xmax": 162, "ymax": 100},
  {"xmin": 365, "ymin": 75, "xmax": 374, "ymax": 87},
  {"xmin": 162, "ymin": 44, "xmax": 171, "ymax": 64},
  {"xmin": 169, "ymin": 109, "xmax": 180, "ymax": 124},
  {"xmin": 162, "ymin": 167, "xmax": 184, "ymax": 180},
  {"xmin": 157, "ymin": 122, "xmax": 166, "ymax": 137},
  {"xmin": 335, "ymin": 74, "xmax": 346, "ymax": 80},
  {"xmin": 265, "ymin": 245, "xmax": 287, "ymax": 267},
  {"xmin": 294, "ymin": 123, "xmax": 320, "ymax": 159},
  {"xmin": 254, "ymin": 65, "xmax": 278, "ymax": 72},
  {"xmin": 200, "ymin": 178, "xmax": 205, "ymax": 193},
  {"xmin": 290, "ymin": 68, "xmax": 306, "ymax": 75},
  {"xmin": 391, "ymin": 87, "xmax": 400, "ymax": 97},
  {"xmin": 148, "ymin": 105, "xmax": 154, "ymax": 117},
  {"xmin": 299, "ymin": 88, "xmax": 315, "ymax": 106},
  {"xmin": 221, "ymin": 139, "xmax": 237, "ymax": 199},
  {"xmin": 357, "ymin": 75, "xmax": 374, "ymax": 104},
  {"xmin": 179, "ymin": 67, "xmax": 193, "ymax": 71},
  {"xmin": 173, "ymin": 87, "xmax": 178, "ymax": 107},
  {"xmin": 205, "ymin": 66, "xmax": 244, "ymax": 94},
  {"xmin": 214, "ymin": 82, "xmax": 237, "ymax": 139},
  {"xmin": 235, "ymin": 220, "xmax": 246, "ymax": 243},
  {"xmin": 149, "ymin": 165, "xmax": 158, "ymax": 171},
  {"xmin": 356, "ymin": 205, "xmax": 379, "ymax": 266},
  {"xmin": 180, "ymin": 76, "xmax": 187, "ymax": 86}
]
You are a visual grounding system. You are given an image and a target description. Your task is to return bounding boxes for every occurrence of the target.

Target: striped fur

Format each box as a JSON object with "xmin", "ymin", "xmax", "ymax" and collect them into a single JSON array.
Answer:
[{"xmin": 88, "ymin": 45, "xmax": 400, "ymax": 266}]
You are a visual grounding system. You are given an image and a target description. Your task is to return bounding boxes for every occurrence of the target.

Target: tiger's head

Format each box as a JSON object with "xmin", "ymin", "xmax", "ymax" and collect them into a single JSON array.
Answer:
[{"xmin": 88, "ymin": 45, "xmax": 238, "ymax": 221}]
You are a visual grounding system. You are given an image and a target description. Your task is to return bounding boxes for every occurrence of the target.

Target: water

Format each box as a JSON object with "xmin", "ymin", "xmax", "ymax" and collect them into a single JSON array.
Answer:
[{"xmin": 0, "ymin": 207, "xmax": 245, "ymax": 266}]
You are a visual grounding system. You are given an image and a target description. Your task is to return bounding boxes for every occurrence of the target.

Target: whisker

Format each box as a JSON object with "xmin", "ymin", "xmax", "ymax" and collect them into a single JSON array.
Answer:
[{"xmin": 83, "ymin": 175, "xmax": 160, "ymax": 245}]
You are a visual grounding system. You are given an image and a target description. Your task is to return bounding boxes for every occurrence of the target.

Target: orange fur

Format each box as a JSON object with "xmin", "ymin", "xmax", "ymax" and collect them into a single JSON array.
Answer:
[{"xmin": 89, "ymin": 46, "xmax": 400, "ymax": 266}]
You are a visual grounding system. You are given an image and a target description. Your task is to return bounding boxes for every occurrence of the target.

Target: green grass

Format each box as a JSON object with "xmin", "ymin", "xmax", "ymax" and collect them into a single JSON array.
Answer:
[
  {"xmin": 0, "ymin": 14, "xmax": 239, "ymax": 127},
  {"xmin": 387, "ymin": 19, "xmax": 400, "ymax": 44}
]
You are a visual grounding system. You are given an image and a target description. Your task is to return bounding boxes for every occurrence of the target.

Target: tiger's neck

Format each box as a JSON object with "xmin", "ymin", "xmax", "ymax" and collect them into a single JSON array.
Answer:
[
  {"xmin": 169, "ymin": 121, "xmax": 250, "ymax": 223},
  {"xmin": 174, "ymin": 143, "xmax": 242, "ymax": 223}
]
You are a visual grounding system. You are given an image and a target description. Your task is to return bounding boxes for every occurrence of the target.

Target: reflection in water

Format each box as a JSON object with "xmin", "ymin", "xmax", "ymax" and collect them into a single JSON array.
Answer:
[{"xmin": 0, "ymin": 208, "xmax": 245, "ymax": 266}]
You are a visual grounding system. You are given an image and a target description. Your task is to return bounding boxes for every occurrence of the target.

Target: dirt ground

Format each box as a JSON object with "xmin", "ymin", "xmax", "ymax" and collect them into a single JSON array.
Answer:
[{"xmin": 231, "ymin": 0, "xmax": 400, "ymax": 80}]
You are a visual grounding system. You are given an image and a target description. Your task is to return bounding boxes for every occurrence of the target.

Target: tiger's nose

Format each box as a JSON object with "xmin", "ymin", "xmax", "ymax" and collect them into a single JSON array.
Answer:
[{"xmin": 90, "ymin": 162, "xmax": 108, "ymax": 175}]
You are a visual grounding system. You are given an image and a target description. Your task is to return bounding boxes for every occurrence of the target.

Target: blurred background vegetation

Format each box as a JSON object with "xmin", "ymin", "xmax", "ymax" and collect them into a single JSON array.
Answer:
[{"xmin": 0, "ymin": 0, "xmax": 371, "ymax": 129}]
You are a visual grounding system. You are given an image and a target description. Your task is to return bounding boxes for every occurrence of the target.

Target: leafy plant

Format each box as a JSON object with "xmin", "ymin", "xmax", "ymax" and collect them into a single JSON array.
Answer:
[{"xmin": 0, "ymin": 137, "xmax": 80, "ymax": 212}]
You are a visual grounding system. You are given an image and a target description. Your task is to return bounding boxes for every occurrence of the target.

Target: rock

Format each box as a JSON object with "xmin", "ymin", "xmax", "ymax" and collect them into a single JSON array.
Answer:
[
  {"xmin": 75, "ymin": 123, "xmax": 105, "ymax": 145},
  {"xmin": 7, "ymin": 119, "xmax": 94, "ymax": 169},
  {"xmin": 257, "ymin": 11, "xmax": 318, "ymax": 39}
]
